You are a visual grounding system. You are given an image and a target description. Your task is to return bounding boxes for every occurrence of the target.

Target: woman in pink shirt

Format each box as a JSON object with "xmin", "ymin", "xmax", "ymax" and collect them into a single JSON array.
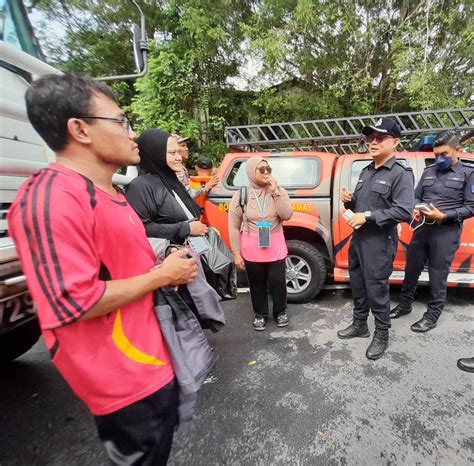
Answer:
[{"xmin": 228, "ymin": 156, "xmax": 293, "ymax": 331}]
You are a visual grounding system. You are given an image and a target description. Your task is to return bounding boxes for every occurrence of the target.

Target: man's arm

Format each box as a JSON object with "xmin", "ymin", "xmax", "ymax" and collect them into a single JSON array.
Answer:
[
  {"xmin": 11, "ymin": 184, "xmax": 197, "ymax": 329},
  {"xmin": 442, "ymin": 170, "xmax": 474, "ymax": 222},
  {"xmin": 414, "ymin": 172, "xmax": 425, "ymax": 205},
  {"xmin": 343, "ymin": 174, "xmax": 364, "ymax": 211},
  {"xmin": 371, "ymin": 170, "xmax": 415, "ymax": 227},
  {"xmin": 82, "ymin": 249, "xmax": 197, "ymax": 320}
]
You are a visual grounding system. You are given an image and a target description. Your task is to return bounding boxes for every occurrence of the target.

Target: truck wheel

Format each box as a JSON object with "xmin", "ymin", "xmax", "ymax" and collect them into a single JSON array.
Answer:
[
  {"xmin": 0, "ymin": 318, "xmax": 41, "ymax": 364},
  {"xmin": 285, "ymin": 240, "xmax": 326, "ymax": 303}
]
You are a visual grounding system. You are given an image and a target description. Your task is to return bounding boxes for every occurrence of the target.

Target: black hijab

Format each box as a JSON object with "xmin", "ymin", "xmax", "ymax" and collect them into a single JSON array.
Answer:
[{"xmin": 136, "ymin": 128, "xmax": 202, "ymax": 219}]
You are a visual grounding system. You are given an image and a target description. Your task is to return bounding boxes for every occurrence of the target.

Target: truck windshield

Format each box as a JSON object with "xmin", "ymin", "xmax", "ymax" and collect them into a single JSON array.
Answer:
[
  {"xmin": 226, "ymin": 157, "xmax": 320, "ymax": 189},
  {"xmin": 1, "ymin": 0, "xmax": 44, "ymax": 59}
]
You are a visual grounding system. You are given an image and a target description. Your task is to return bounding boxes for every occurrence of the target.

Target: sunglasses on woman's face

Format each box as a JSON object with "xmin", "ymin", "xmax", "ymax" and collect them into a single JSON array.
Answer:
[{"xmin": 257, "ymin": 166, "xmax": 272, "ymax": 174}]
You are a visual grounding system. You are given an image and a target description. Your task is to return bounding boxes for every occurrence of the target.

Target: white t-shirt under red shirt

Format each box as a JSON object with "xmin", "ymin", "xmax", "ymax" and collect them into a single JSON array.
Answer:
[{"xmin": 8, "ymin": 164, "xmax": 174, "ymax": 415}]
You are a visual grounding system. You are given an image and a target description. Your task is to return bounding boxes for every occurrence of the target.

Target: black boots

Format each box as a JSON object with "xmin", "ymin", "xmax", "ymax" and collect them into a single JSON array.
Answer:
[
  {"xmin": 337, "ymin": 319, "xmax": 370, "ymax": 339},
  {"xmin": 366, "ymin": 329, "xmax": 389, "ymax": 360},
  {"xmin": 457, "ymin": 357, "xmax": 474, "ymax": 373},
  {"xmin": 389, "ymin": 304, "xmax": 412, "ymax": 319},
  {"xmin": 338, "ymin": 321, "xmax": 388, "ymax": 360},
  {"xmin": 411, "ymin": 316, "xmax": 437, "ymax": 333}
]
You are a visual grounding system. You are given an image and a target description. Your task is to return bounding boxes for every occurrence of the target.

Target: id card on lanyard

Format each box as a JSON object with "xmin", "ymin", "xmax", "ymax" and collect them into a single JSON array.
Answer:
[{"xmin": 253, "ymin": 188, "xmax": 272, "ymax": 248}]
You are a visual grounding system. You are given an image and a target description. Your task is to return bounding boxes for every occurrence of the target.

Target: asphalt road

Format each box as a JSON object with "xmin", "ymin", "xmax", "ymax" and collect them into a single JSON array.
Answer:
[{"xmin": 1, "ymin": 287, "xmax": 473, "ymax": 465}]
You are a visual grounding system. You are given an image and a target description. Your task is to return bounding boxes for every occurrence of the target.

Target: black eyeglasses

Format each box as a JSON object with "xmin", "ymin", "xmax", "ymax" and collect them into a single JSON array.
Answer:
[
  {"xmin": 257, "ymin": 166, "xmax": 272, "ymax": 174},
  {"xmin": 365, "ymin": 134, "xmax": 393, "ymax": 143},
  {"xmin": 79, "ymin": 115, "xmax": 133, "ymax": 133}
]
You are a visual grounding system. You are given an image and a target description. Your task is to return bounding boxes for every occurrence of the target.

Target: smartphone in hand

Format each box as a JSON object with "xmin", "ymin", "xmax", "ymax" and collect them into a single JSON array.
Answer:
[
  {"xmin": 342, "ymin": 209, "xmax": 361, "ymax": 229},
  {"xmin": 415, "ymin": 203, "xmax": 432, "ymax": 213}
]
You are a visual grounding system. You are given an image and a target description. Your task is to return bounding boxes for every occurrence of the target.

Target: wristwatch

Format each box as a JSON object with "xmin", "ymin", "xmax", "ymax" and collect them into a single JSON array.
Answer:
[{"xmin": 364, "ymin": 211, "xmax": 372, "ymax": 222}]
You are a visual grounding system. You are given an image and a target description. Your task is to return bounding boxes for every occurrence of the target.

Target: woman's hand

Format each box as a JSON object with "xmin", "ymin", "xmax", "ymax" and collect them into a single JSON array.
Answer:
[
  {"xmin": 267, "ymin": 177, "xmax": 279, "ymax": 195},
  {"xmin": 190, "ymin": 220, "xmax": 208, "ymax": 236},
  {"xmin": 233, "ymin": 252, "xmax": 245, "ymax": 270}
]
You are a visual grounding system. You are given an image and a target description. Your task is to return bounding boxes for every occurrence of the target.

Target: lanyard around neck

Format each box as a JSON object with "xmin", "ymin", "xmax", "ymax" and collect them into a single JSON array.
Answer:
[{"xmin": 252, "ymin": 188, "xmax": 268, "ymax": 220}]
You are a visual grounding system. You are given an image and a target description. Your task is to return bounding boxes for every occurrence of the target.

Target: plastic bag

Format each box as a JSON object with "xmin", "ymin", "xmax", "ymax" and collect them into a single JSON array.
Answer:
[{"xmin": 200, "ymin": 227, "xmax": 237, "ymax": 300}]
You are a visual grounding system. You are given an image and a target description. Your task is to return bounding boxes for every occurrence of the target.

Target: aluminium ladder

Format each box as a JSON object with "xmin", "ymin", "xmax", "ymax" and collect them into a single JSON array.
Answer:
[{"xmin": 224, "ymin": 108, "xmax": 474, "ymax": 154}]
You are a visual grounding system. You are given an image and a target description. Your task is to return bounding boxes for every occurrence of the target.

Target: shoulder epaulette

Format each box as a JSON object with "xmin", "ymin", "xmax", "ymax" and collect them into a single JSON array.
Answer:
[
  {"xmin": 461, "ymin": 161, "xmax": 474, "ymax": 169},
  {"xmin": 395, "ymin": 160, "xmax": 413, "ymax": 171},
  {"xmin": 424, "ymin": 163, "xmax": 436, "ymax": 169}
]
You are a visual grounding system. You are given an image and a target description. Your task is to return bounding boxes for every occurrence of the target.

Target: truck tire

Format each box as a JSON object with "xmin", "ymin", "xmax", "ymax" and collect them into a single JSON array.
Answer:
[
  {"xmin": 286, "ymin": 240, "xmax": 327, "ymax": 303},
  {"xmin": 0, "ymin": 318, "xmax": 41, "ymax": 364}
]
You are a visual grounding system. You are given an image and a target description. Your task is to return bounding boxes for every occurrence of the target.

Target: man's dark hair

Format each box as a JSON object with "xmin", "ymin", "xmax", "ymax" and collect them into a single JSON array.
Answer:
[
  {"xmin": 25, "ymin": 73, "xmax": 117, "ymax": 151},
  {"xmin": 195, "ymin": 155, "xmax": 213, "ymax": 169},
  {"xmin": 433, "ymin": 130, "xmax": 460, "ymax": 149}
]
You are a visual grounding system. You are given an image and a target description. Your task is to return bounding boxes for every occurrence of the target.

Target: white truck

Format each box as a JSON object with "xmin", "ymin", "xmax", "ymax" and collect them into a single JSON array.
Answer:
[
  {"xmin": 0, "ymin": 42, "xmax": 58, "ymax": 362},
  {"xmin": 0, "ymin": 2, "xmax": 146, "ymax": 362}
]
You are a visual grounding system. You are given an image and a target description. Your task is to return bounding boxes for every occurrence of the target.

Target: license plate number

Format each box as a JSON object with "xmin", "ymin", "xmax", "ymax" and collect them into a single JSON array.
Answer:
[{"xmin": 0, "ymin": 294, "xmax": 36, "ymax": 330}]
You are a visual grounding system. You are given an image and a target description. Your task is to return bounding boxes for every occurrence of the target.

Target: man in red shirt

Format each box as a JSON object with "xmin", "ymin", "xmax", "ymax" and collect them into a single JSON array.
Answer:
[{"xmin": 8, "ymin": 73, "xmax": 198, "ymax": 464}]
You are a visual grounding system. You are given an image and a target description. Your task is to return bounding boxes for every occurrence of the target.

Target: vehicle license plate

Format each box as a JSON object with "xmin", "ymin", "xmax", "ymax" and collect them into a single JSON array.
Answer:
[{"xmin": 0, "ymin": 293, "xmax": 36, "ymax": 331}]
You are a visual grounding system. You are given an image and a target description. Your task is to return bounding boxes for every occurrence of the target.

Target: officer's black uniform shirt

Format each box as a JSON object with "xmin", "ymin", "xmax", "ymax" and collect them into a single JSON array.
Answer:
[
  {"xmin": 344, "ymin": 155, "xmax": 414, "ymax": 229},
  {"xmin": 415, "ymin": 161, "xmax": 474, "ymax": 223}
]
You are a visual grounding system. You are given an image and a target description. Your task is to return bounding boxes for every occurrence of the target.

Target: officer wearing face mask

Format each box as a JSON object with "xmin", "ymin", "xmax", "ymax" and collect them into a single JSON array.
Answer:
[
  {"xmin": 391, "ymin": 130, "xmax": 474, "ymax": 332},
  {"xmin": 337, "ymin": 118, "xmax": 414, "ymax": 360}
]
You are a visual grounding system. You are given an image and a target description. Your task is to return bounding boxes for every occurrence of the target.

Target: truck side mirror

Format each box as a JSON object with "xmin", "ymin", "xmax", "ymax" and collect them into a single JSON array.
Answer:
[
  {"xmin": 96, "ymin": 0, "xmax": 148, "ymax": 82},
  {"xmin": 132, "ymin": 23, "xmax": 145, "ymax": 73}
]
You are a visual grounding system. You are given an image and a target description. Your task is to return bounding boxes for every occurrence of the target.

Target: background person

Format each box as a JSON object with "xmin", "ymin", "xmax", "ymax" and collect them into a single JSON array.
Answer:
[
  {"xmin": 337, "ymin": 118, "xmax": 414, "ymax": 360},
  {"xmin": 125, "ymin": 129, "xmax": 208, "ymax": 243},
  {"xmin": 189, "ymin": 155, "xmax": 220, "ymax": 210},
  {"xmin": 8, "ymin": 73, "xmax": 198, "ymax": 464},
  {"xmin": 228, "ymin": 156, "xmax": 293, "ymax": 331},
  {"xmin": 175, "ymin": 136, "xmax": 219, "ymax": 199},
  {"xmin": 390, "ymin": 130, "xmax": 474, "ymax": 332},
  {"xmin": 176, "ymin": 134, "xmax": 191, "ymax": 186},
  {"xmin": 194, "ymin": 155, "xmax": 214, "ymax": 177}
]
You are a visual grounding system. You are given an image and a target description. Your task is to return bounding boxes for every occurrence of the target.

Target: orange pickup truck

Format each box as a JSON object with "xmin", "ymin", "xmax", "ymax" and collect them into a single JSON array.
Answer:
[{"xmin": 204, "ymin": 150, "xmax": 474, "ymax": 303}]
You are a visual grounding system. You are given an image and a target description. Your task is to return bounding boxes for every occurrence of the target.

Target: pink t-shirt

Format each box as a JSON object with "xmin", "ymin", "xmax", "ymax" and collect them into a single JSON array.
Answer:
[
  {"xmin": 8, "ymin": 164, "xmax": 174, "ymax": 415},
  {"xmin": 240, "ymin": 228, "xmax": 288, "ymax": 262}
]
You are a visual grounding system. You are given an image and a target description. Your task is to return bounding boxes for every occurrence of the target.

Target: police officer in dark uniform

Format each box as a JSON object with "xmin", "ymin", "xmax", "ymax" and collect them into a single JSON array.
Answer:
[
  {"xmin": 337, "ymin": 118, "xmax": 414, "ymax": 360},
  {"xmin": 390, "ymin": 130, "xmax": 474, "ymax": 332}
]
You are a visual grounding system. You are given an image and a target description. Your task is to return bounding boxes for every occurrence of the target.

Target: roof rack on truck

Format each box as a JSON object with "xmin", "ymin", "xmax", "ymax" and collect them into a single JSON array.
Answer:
[{"xmin": 224, "ymin": 107, "xmax": 474, "ymax": 154}]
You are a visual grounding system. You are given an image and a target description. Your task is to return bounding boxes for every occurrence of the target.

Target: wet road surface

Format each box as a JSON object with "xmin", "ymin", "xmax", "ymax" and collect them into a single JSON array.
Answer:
[{"xmin": 1, "ymin": 287, "xmax": 473, "ymax": 465}]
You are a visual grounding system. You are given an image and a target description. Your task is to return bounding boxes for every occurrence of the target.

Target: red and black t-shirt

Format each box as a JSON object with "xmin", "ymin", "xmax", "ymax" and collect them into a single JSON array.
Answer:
[{"xmin": 8, "ymin": 164, "xmax": 174, "ymax": 415}]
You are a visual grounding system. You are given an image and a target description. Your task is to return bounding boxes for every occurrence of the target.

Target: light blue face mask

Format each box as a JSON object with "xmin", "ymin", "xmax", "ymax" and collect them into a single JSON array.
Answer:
[{"xmin": 435, "ymin": 155, "xmax": 453, "ymax": 171}]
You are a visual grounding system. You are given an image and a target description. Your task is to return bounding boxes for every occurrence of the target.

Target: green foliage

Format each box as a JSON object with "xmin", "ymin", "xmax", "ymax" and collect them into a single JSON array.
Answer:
[
  {"xmin": 247, "ymin": 0, "xmax": 472, "ymax": 119},
  {"xmin": 130, "ymin": 42, "xmax": 199, "ymax": 135},
  {"xmin": 31, "ymin": 0, "xmax": 472, "ymax": 160}
]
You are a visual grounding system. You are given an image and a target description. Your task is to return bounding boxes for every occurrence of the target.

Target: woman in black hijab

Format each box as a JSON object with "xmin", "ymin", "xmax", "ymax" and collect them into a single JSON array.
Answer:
[{"xmin": 126, "ymin": 129, "xmax": 208, "ymax": 243}]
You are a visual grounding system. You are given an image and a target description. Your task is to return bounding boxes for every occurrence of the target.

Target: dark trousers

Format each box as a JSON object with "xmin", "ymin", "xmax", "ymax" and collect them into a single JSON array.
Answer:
[
  {"xmin": 399, "ymin": 222, "xmax": 461, "ymax": 322},
  {"xmin": 245, "ymin": 259, "xmax": 287, "ymax": 319},
  {"xmin": 349, "ymin": 228, "xmax": 397, "ymax": 330},
  {"xmin": 94, "ymin": 379, "xmax": 178, "ymax": 466}
]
